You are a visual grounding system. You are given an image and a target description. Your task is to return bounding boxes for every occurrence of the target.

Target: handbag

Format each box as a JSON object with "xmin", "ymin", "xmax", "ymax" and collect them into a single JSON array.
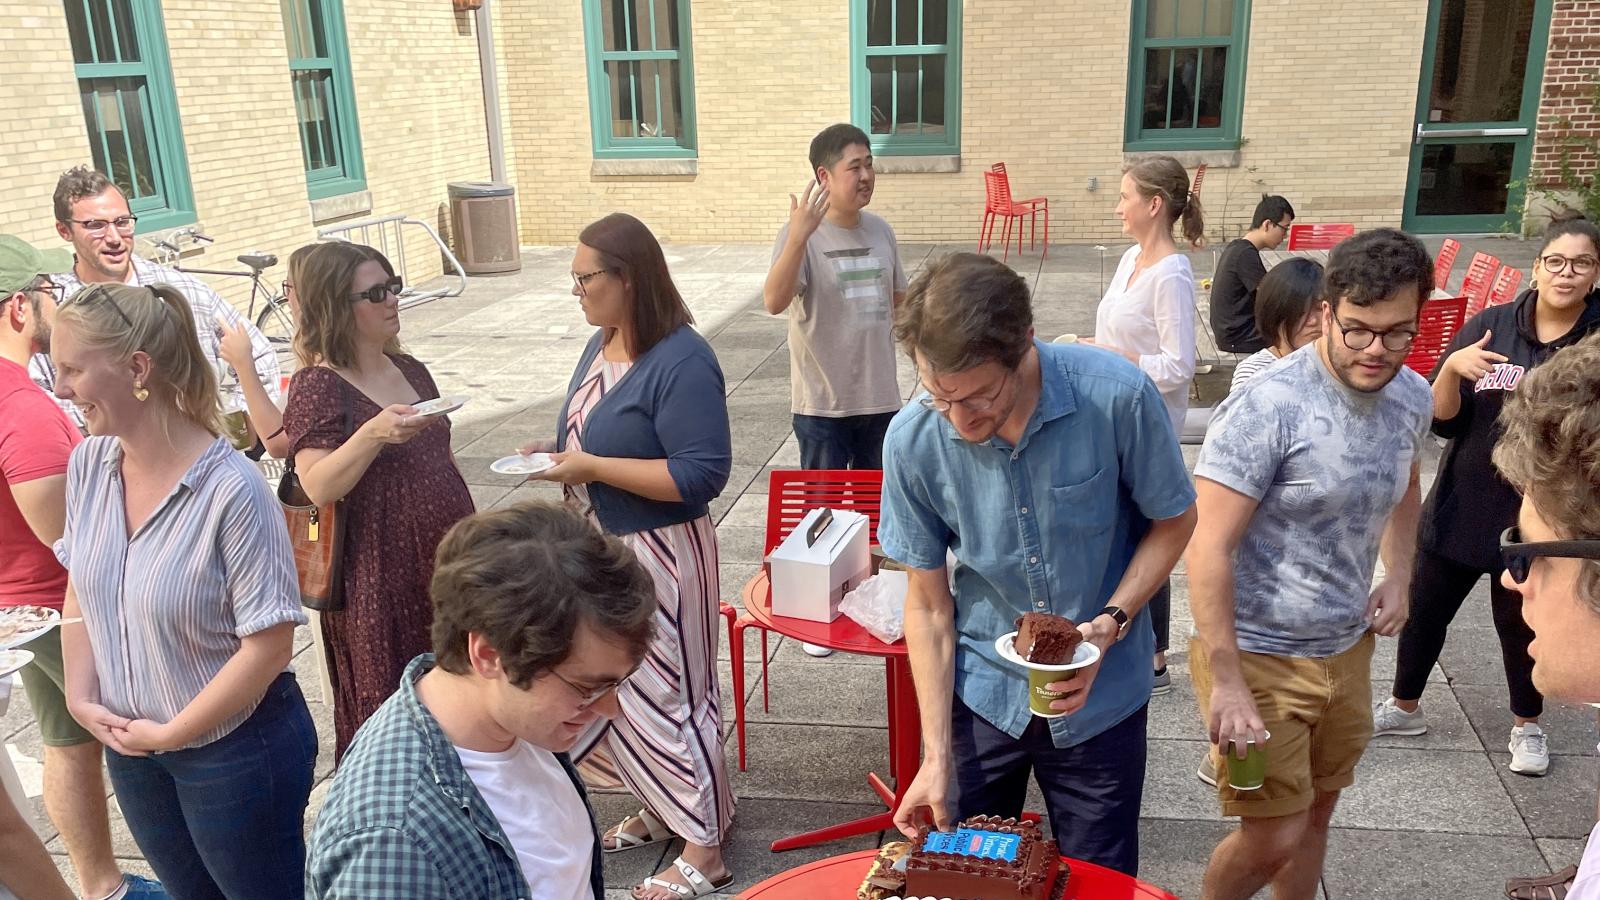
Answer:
[{"xmin": 277, "ymin": 379, "xmax": 352, "ymax": 612}]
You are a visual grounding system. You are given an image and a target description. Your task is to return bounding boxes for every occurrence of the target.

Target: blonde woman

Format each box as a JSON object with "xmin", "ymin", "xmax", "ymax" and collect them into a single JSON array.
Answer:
[
  {"xmin": 283, "ymin": 242, "xmax": 474, "ymax": 759},
  {"xmin": 53, "ymin": 283, "xmax": 314, "ymax": 899}
]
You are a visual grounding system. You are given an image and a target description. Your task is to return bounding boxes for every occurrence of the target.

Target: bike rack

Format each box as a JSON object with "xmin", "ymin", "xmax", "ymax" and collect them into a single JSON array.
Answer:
[{"xmin": 315, "ymin": 214, "xmax": 469, "ymax": 310}]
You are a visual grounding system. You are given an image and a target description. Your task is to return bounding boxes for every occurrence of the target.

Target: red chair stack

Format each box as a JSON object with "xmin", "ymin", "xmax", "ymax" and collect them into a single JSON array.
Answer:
[
  {"xmin": 1460, "ymin": 252, "xmax": 1502, "ymax": 318},
  {"xmin": 1486, "ymin": 265, "xmax": 1524, "ymax": 308},
  {"xmin": 1404, "ymin": 295, "xmax": 1469, "ymax": 376},
  {"xmin": 1286, "ymin": 223, "xmax": 1355, "ymax": 251},
  {"xmin": 1434, "ymin": 238, "xmax": 1461, "ymax": 292}
]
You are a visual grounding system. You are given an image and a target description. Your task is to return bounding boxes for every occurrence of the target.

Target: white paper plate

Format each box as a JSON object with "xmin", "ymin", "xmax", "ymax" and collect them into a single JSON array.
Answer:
[
  {"xmin": 0, "ymin": 648, "xmax": 35, "ymax": 678},
  {"xmin": 0, "ymin": 606, "xmax": 60, "ymax": 650},
  {"xmin": 409, "ymin": 395, "xmax": 468, "ymax": 418},
  {"xmin": 491, "ymin": 452, "xmax": 556, "ymax": 476},
  {"xmin": 994, "ymin": 630, "xmax": 1101, "ymax": 671}
]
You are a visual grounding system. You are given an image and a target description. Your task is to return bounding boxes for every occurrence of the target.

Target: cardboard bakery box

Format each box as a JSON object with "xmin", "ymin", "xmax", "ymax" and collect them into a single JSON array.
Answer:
[{"xmin": 766, "ymin": 507, "xmax": 871, "ymax": 623}]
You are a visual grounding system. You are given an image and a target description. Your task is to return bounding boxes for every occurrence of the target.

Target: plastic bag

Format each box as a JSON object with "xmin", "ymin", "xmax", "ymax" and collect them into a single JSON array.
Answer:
[{"xmin": 839, "ymin": 570, "xmax": 910, "ymax": 643}]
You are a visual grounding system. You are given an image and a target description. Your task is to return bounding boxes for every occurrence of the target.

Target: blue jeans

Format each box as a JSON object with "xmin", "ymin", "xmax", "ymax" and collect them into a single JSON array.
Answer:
[
  {"xmin": 792, "ymin": 412, "xmax": 897, "ymax": 470},
  {"xmin": 106, "ymin": 673, "xmax": 317, "ymax": 900},
  {"xmin": 950, "ymin": 694, "xmax": 1147, "ymax": 875}
]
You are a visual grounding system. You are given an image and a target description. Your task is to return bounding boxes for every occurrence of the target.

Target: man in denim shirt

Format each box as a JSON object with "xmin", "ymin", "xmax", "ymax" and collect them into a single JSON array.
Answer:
[
  {"xmin": 880, "ymin": 253, "xmax": 1197, "ymax": 875},
  {"xmin": 306, "ymin": 503, "xmax": 656, "ymax": 899}
]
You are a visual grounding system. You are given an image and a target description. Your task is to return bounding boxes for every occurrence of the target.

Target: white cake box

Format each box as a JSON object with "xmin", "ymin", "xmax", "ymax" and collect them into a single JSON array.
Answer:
[{"xmin": 765, "ymin": 507, "xmax": 871, "ymax": 623}]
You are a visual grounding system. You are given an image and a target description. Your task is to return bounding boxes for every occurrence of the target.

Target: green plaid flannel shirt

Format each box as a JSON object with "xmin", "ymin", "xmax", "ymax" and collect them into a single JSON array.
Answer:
[{"xmin": 305, "ymin": 654, "xmax": 605, "ymax": 899}]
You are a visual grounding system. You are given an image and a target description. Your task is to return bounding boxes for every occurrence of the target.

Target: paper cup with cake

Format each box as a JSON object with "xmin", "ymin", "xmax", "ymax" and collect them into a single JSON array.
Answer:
[{"xmin": 996, "ymin": 611, "xmax": 1101, "ymax": 717}]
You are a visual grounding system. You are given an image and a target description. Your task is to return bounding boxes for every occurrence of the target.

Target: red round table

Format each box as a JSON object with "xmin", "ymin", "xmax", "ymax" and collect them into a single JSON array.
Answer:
[{"xmin": 737, "ymin": 849, "xmax": 1179, "ymax": 899}]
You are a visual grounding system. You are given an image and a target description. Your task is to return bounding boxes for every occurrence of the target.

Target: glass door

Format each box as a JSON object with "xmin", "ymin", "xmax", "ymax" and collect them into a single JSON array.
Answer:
[{"xmin": 1403, "ymin": 0, "xmax": 1552, "ymax": 233}]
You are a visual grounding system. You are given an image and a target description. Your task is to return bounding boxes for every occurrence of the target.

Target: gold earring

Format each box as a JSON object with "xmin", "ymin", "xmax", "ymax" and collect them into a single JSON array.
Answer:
[{"xmin": 133, "ymin": 383, "xmax": 149, "ymax": 402}]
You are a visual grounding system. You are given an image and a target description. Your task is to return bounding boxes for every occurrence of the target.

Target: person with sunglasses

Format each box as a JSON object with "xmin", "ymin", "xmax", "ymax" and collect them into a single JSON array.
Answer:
[
  {"xmin": 31, "ymin": 167, "xmax": 284, "ymax": 454},
  {"xmin": 1210, "ymin": 194, "xmax": 1297, "ymax": 355},
  {"xmin": 308, "ymin": 501, "xmax": 657, "ymax": 899},
  {"xmin": 1374, "ymin": 216, "xmax": 1600, "ymax": 781},
  {"xmin": 1488, "ymin": 332, "xmax": 1600, "ymax": 900},
  {"xmin": 282, "ymin": 241, "xmax": 474, "ymax": 760},
  {"xmin": 1187, "ymin": 228, "xmax": 1434, "ymax": 900}
]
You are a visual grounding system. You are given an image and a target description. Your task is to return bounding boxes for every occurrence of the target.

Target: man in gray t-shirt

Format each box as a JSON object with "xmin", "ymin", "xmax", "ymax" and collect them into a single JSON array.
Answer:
[
  {"xmin": 763, "ymin": 123, "xmax": 905, "ymax": 472},
  {"xmin": 1186, "ymin": 229, "xmax": 1435, "ymax": 900}
]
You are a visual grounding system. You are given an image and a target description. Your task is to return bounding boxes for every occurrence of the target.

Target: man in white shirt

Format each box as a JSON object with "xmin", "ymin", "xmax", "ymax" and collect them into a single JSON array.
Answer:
[{"xmin": 306, "ymin": 502, "xmax": 659, "ymax": 899}]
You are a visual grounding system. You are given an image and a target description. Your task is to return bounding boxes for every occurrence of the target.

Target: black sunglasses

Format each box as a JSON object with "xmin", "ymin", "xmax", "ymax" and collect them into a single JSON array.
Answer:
[
  {"xmin": 1500, "ymin": 526, "xmax": 1600, "ymax": 584},
  {"xmin": 350, "ymin": 277, "xmax": 404, "ymax": 303},
  {"xmin": 63, "ymin": 284, "xmax": 137, "ymax": 328}
]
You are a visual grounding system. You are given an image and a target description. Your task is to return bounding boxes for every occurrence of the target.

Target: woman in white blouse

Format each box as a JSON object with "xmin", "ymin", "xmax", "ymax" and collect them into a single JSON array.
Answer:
[{"xmin": 1087, "ymin": 154, "xmax": 1204, "ymax": 692}]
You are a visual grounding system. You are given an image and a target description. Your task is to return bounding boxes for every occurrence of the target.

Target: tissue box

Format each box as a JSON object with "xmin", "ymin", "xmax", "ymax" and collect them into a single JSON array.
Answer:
[{"xmin": 766, "ymin": 507, "xmax": 871, "ymax": 623}]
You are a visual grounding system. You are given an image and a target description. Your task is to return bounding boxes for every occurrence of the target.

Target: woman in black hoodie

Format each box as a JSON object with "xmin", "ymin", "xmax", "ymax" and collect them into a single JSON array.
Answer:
[{"xmin": 1373, "ymin": 216, "xmax": 1600, "ymax": 776}]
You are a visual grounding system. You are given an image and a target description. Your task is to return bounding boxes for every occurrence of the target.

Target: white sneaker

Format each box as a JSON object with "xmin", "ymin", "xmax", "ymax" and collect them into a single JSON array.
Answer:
[
  {"xmin": 1509, "ymin": 723, "xmax": 1551, "ymax": 776},
  {"xmin": 1196, "ymin": 754, "xmax": 1218, "ymax": 788},
  {"xmin": 1371, "ymin": 698, "xmax": 1428, "ymax": 737},
  {"xmin": 801, "ymin": 642, "xmax": 834, "ymax": 658}
]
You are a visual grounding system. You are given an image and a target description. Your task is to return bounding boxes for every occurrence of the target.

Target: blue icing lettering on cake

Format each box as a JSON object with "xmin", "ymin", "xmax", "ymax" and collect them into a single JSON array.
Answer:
[{"xmin": 919, "ymin": 827, "xmax": 1022, "ymax": 862}]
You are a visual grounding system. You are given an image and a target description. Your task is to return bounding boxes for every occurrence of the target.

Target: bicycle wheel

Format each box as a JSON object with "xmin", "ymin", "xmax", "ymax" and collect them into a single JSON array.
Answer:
[{"xmin": 255, "ymin": 294, "xmax": 297, "ymax": 373}]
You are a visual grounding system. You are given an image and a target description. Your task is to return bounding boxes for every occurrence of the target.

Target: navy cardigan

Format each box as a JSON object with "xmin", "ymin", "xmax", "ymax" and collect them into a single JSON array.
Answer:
[{"xmin": 556, "ymin": 325, "xmax": 732, "ymax": 535}]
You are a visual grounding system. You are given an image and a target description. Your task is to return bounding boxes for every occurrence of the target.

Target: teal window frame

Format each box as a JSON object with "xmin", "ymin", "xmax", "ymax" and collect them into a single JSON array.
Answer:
[
  {"xmin": 580, "ymin": 0, "xmax": 698, "ymax": 160},
  {"xmin": 281, "ymin": 0, "xmax": 366, "ymax": 199},
  {"xmin": 1124, "ymin": 0, "xmax": 1250, "ymax": 152},
  {"xmin": 849, "ymin": 0, "xmax": 963, "ymax": 157},
  {"xmin": 65, "ymin": 0, "xmax": 195, "ymax": 232}
]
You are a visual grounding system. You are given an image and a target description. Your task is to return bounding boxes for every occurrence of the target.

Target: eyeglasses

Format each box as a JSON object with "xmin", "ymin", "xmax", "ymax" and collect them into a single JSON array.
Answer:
[
  {"xmin": 1329, "ymin": 308, "xmax": 1418, "ymax": 352},
  {"xmin": 919, "ymin": 369, "xmax": 1013, "ymax": 413},
  {"xmin": 28, "ymin": 281, "xmax": 66, "ymax": 305},
  {"xmin": 62, "ymin": 284, "xmax": 136, "ymax": 328},
  {"xmin": 1500, "ymin": 526, "xmax": 1600, "ymax": 585},
  {"xmin": 66, "ymin": 216, "xmax": 137, "ymax": 236},
  {"xmin": 572, "ymin": 269, "xmax": 615, "ymax": 295},
  {"xmin": 1275, "ymin": 220, "xmax": 1293, "ymax": 231},
  {"xmin": 349, "ymin": 277, "xmax": 403, "ymax": 303},
  {"xmin": 1537, "ymin": 254, "xmax": 1599, "ymax": 276},
  {"xmin": 547, "ymin": 663, "xmax": 641, "ymax": 709},
  {"xmin": 281, "ymin": 281, "xmax": 293, "ymax": 297}
]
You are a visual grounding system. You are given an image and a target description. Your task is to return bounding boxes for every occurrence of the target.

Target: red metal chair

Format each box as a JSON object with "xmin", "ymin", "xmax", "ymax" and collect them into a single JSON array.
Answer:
[
  {"xmin": 979, "ymin": 164, "xmax": 1048, "ymax": 261},
  {"xmin": 1486, "ymin": 265, "xmax": 1524, "ymax": 308},
  {"xmin": 729, "ymin": 469, "xmax": 885, "ymax": 771},
  {"xmin": 1404, "ymin": 295, "xmax": 1469, "ymax": 376},
  {"xmin": 1434, "ymin": 238, "xmax": 1461, "ymax": 293},
  {"xmin": 1190, "ymin": 163, "xmax": 1207, "ymax": 199},
  {"xmin": 1286, "ymin": 223, "xmax": 1355, "ymax": 251},
  {"xmin": 1460, "ymin": 252, "xmax": 1502, "ymax": 318}
]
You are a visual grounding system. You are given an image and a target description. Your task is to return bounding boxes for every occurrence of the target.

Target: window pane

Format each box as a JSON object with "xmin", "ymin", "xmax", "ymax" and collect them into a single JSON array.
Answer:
[
  {"xmin": 1169, "ymin": 47, "xmax": 1198, "ymax": 128},
  {"xmin": 123, "ymin": 79, "xmax": 156, "ymax": 193},
  {"xmin": 308, "ymin": 0, "xmax": 329, "ymax": 58},
  {"xmin": 1426, "ymin": 0, "xmax": 1535, "ymax": 123},
  {"xmin": 1204, "ymin": 0, "xmax": 1233, "ymax": 36},
  {"xmin": 921, "ymin": 53, "xmax": 946, "ymax": 134},
  {"xmin": 867, "ymin": 56, "xmax": 892, "ymax": 133},
  {"xmin": 662, "ymin": 0, "xmax": 680, "ymax": 51},
  {"xmin": 82, "ymin": 78, "xmax": 159, "ymax": 200},
  {"xmin": 1416, "ymin": 142, "xmax": 1516, "ymax": 216},
  {"xmin": 1197, "ymin": 46, "xmax": 1226, "ymax": 126},
  {"xmin": 632, "ymin": 0, "xmax": 653, "ymax": 51},
  {"xmin": 1176, "ymin": 0, "xmax": 1203, "ymax": 37},
  {"xmin": 292, "ymin": 69, "xmax": 340, "ymax": 171},
  {"xmin": 894, "ymin": 55, "xmax": 919, "ymax": 133},
  {"xmin": 1141, "ymin": 48, "xmax": 1172, "ymax": 130},
  {"xmin": 1145, "ymin": 0, "xmax": 1175, "ymax": 38},
  {"xmin": 110, "ymin": 0, "xmax": 139, "ymax": 62},
  {"xmin": 922, "ymin": 0, "xmax": 947, "ymax": 44},
  {"xmin": 64, "ymin": 0, "xmax": 93, "ymax": 64},
  {"xmin": 896, "ymin": 0, "xmax": 918, "ymax": 45},
  {"xmin": 88, "ymin": 0, "xmax": 116, "ymax": 63},
  {"xmin": 607, "ymin": 59, "xmax": 642, "ymax": 138},
  {"xmin": 637, "ymin": 59, "xmax": 682, "ymax": 137},
  {"xmin": 867, "ymin": 0, "xmax": 891, "ymax": 47},
  {"xmin": 603, "ymin": 0, "xmax": 633, "ymax": 52}
]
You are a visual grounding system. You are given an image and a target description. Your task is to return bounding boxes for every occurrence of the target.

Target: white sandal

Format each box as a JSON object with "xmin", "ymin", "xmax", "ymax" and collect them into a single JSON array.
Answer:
[
  {"xmin": 603, "ymin": 808, "xmax": 674, "ymax": 854},
  {"xmin": 635, "ymin": 856, "xmax": 734, "ymax": 898}
]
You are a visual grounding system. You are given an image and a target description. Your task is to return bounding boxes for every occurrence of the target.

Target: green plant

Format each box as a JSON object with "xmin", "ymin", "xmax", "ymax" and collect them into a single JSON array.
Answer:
[{"xmin": 1204, "ymin": 141, "xmax": 1268, "ymax": 246}]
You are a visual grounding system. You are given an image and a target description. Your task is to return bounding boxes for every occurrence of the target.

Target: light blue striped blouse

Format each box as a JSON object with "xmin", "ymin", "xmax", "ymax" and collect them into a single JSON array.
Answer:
[{"xmin": 58, "ymin": 436, "xmax": 306, "ymax": 749}]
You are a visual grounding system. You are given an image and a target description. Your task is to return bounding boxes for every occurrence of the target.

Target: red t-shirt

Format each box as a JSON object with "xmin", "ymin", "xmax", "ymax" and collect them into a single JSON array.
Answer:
[{"xmin": 0, "ymin": 357, "xmax": 80, "ymax": 609}]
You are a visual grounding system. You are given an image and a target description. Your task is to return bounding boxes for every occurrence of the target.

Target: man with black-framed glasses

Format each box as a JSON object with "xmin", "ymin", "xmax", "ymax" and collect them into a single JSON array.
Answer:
[{"xmin": 1187, "ymin": 228, "xmax": 1435, "ymax": 899}]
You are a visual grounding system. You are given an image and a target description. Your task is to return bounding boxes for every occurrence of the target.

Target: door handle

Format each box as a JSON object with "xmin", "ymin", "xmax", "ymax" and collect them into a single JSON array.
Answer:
[{"xmin": 1415, "ymin": 123, "xmax": 1531, "ymax": 144}]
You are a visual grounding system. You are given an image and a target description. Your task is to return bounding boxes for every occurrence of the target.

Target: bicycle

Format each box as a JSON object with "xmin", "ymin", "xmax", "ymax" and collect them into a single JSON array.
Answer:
[{"xmin": 152, "ymin": 228, "xmax": 296, "ymax": 373}]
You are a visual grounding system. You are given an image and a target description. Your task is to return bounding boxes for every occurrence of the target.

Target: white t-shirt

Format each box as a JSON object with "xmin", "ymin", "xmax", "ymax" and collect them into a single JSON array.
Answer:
[
  {"xmin": 1094, "ymin": 245, "xmax": 1197, "ymax": 435},
  {"xmin": 1574, "ymin": 822, "xmax": 1600, "ymax": 900},
  {"xmin": 455, "ymin": 740, "xmax": 595, "ymax": 900}
]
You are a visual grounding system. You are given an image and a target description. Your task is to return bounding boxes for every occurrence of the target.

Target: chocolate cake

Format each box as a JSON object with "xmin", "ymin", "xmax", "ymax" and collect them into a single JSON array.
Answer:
[
  {"xmin": 904, "ymin": 815, "xmax": 1062, "ymax": 900},
  {"xmin": 857, "ymin": 841, "xmax": 911, "ymax": 899},
  {"xmin": 1014, "ymin": 612, "xmax": 1084, "ymax": 664}
]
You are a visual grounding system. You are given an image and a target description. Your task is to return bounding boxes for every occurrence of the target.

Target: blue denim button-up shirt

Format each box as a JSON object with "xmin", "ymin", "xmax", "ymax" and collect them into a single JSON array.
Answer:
[{"xmin": 879, "ymin": 340, "xmax": 1195, "ymax": 747}]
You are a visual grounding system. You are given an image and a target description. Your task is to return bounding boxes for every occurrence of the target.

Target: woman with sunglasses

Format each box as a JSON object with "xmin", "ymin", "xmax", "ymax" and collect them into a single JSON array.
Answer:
[
  {"xmin": 1490, "ymin": 333, "xmax": 1600, "ymax": 900},
  {"xmin": 1375, "ymin": 216, "xmax": 1600, "ymax": 777},
  {"xmin": 283, "ymin": 241, "xmax": 473, "ymax": 760},
  {"xmin": 52, "ymin": 283, "xmax": 315, "ymax": 898},
  {"xmin": 522, "ymin": 213, "xmax": 734, "ymax": 899}
]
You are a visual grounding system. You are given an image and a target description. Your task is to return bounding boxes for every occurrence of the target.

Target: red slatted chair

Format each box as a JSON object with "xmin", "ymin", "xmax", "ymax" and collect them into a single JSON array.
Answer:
[
  {"xmin": 729, "ymin": 469, "xmax": 885, "ymax": 770},
  {"xmin": 979, "ymin": 165, "xmax": 1049, "ymax": 261},
  {"xmin": 1486, "ymin": 265, "xmax": 1524, "ymax": 308},
  {"xmin": 1404, "ymin": 295, "xmax": 1469, "ymax": 376},
  {"xmin": 1460, "ymin": 252, "xmax": 1501, "ymax": 318},
  {"xmin": 1286, "ymin": 223, "xmax": 1356, "ymax": 251},
  {"xmin": 1190, "ymin": 163, "xmax": 1208, "ymax": 199},
  {"xmin": 1434, "ymin": 238, "xmax": 1461, "ymax": 293}
]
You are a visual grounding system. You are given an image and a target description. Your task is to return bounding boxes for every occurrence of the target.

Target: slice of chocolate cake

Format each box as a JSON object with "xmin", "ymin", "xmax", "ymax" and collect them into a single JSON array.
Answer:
[
  {"xmin": 857, "ymin": 841, "xmax": 911, "ymax": 900},
  {"xmin": 1014, "ymin": 612, "xmax": 1084, "ymax": 664},
  {"xmin": 904, "ymin": 815, "xmax": 1062, "ymax": 900}
]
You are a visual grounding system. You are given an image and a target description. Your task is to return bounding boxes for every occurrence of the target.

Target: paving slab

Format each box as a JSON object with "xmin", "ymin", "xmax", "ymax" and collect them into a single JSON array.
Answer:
[
  {"xmin": 1334, "ymin": 747, "xmax": 1526, "ymax": 835},
  {"xmin": 1322, "ymin": 828, "xmax": 1549, "ymax": 899},
  {"xmin": 1491, "ymin": 751, "xmax": 1600, "ymax": 839}
]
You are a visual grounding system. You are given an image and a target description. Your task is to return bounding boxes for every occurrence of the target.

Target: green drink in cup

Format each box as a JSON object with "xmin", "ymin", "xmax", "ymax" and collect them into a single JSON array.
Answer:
[
  {"xmin": 995, "ymin": 627, "xmax": 1101, "ymax": 718},
  {"xmin": 1224, "ymin": 730, "xmax": 1271, "ymax": 791}
]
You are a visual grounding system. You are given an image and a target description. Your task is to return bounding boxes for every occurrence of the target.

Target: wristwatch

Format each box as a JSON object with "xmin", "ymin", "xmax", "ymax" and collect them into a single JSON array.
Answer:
[{"xmin": 1097, "ymin": 605, "xmax": 1131, "ymax": 641}]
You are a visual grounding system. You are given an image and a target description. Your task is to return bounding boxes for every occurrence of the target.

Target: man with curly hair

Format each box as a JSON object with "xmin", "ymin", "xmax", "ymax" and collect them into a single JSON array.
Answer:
[{"xmin": 1187, "ymin": 228, "xmax": 1436, "ymax": 899}]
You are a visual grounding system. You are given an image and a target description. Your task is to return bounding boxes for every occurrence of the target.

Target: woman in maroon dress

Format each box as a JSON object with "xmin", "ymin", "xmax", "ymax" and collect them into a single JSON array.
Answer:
[{"xmin": 282, "ymin": 242, "xmax": 473, "ymax": 759}]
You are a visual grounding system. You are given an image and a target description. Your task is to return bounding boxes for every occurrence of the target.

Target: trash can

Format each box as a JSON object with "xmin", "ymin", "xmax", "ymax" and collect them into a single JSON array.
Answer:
[{"xmin": 447, "ymin": 181, "xmax": 521, "ymax": 275}]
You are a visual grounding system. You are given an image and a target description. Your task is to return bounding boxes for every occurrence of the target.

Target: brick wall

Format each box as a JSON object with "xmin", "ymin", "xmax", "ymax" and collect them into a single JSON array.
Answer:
[{"xmin": 1532, "ymin": 0, "xmax": 1600, "ymax": 186}]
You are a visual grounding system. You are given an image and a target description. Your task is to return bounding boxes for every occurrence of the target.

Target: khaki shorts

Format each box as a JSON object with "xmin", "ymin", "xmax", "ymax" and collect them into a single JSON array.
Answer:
[
  {"xmin": 18, "ymin": 629, "xmax": 95, "ymax": 747},
  {"xmin": 1190, "ymin": 631, "xmax": 1374, "ymax": 819}
]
